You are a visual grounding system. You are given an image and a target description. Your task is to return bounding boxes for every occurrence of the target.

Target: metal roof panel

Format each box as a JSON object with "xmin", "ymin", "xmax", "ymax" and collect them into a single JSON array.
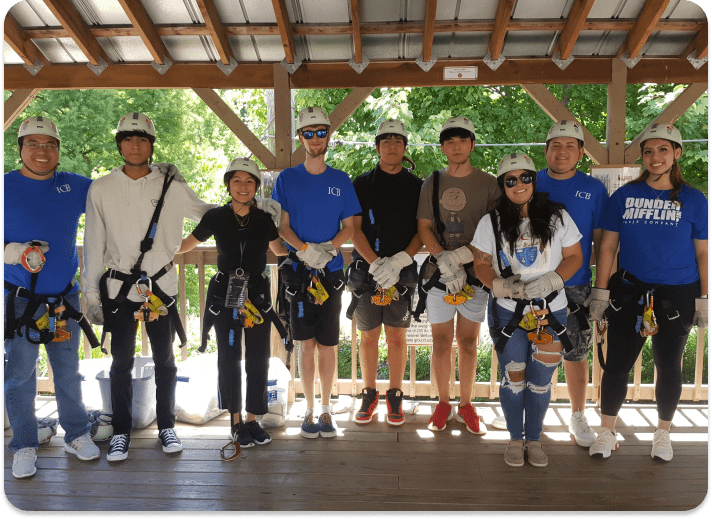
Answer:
[{"xmin": 9, "ymin": 0, "xmax": 60, "ymax": 26}]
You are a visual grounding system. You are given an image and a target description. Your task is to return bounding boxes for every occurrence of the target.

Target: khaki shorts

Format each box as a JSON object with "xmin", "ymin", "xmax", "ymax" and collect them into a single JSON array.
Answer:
[{"xmin": 425, "ymin": 286, "xmax": 489, "ymax": 324}]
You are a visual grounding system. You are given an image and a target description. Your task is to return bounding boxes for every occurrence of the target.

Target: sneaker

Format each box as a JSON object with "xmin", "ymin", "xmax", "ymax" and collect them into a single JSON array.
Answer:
[
  {"xmin": 107, "ymin": 433, "xmax": 130, "ymax": 461},
  {"xmin": 300, "ymin": 411, "xmax": 320, "ymax": 439},
  {"xmin": 589, "ymin": 429, "xmax": 619, "ymax": 459},
  {"xmin": 354, "ymin": 387, "xmax": 379, "ymax": 424},
  {"xmin": 12, "ymin": 447, "xmax": 37, "ymax": 479},
  {"xmin": 491, "ymin": 414, "xmax": 507, "ymax": 429},
  {"xmin": 245, "ymin": 420, "xmax": 272, "ymax": 445},
  {"xmin": 569, "ymin": 410, "xmax": 596, "ymax": 447},
  {"xmin": 525, "ymin": 440, "xmax": 549, "ymax": 467},
  {"xmin": 427, "ymin": 401, "xmax": 453, "ymax": 431},
  {"xmin": 455, "ymin": 404, "xmax": 487, "ymax": 435},
  {"xmin": 651, "ymin": 429, "xmax": 673, "ymax": 462},
  {"xmin": 385, "ymin": 388, "xmax": 405, "ymax": 426},
  {"xmin": 318, "ymin": 412, "xmax": 338, "ymax": 438},
  {"xmin": 235, "ymin": 422, "xmax": 255, "ymax": 448},
  {"xmin": 504, "ymin": 440, "xmax": 525, "ymax": 467},
  {"xmin": 158, "ymin": 428, "xmax": 183, "ymax": 453},
  {"xmin": 64, "ymin": 433, "xmax": 100, "ymax": 460}
]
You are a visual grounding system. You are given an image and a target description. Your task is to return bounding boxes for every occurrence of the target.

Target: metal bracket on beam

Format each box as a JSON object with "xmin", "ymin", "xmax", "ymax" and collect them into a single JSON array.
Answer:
[
  {"xmin": 24, "ymin": 57, "xmax": 44, "ymax": 76},
  {"xmin": 483, "ymin": 51, "xmax": 505, "ymax": 71},
  {"xmin": 551, "ymin": 51, "xmax": 574, "ymax": 71},
  {"xmin": 687, "ymin": 50, "xmax": 708, "ymax": 70},
  {"xmin": 415, "ymin": 54, "xmax": 437, "ymax": 72},
  {"xmin": 348, "ymin": 55, "xmax": 370, "ymax": 74},
  {"xmin": 619, "ymin": 49, "xmax": 642, "ymax": 69},
  {"xmin": 151, "ymin": 55, "xmax": 173, "ymax": 75},
  {"xmin": 216, "ymin": 56, "xmax": 238, "ymax": 76},
  {"xmin": 87, "ymin": 57, "xmax": 108, "ymax": 76},
  {"xmin": 281, "ymin": 56, "xmax": 303, "ymax": 74}
]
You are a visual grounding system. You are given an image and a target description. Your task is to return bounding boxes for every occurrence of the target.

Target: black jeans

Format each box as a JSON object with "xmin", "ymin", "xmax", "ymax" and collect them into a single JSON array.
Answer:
[{"xmin": 109, "ymin": 300, "xmax": 177, "ymax": 435}]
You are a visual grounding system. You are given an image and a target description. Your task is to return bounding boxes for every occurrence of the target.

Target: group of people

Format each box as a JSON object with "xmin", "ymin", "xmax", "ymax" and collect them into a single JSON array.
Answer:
[{"xmin": 4, "ymin": 104, "xmax": 706, "ymax": 478}]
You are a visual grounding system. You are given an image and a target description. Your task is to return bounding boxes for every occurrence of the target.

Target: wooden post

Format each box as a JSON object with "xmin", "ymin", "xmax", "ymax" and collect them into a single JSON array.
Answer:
[{"xmin": 606, "ymin": 59, "xmax": 627, "ymax": 164}]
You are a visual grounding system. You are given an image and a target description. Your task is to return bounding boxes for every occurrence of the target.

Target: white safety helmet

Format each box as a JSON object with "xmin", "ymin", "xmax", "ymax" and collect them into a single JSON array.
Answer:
[
  {"xmin": 376, "ymin": 118, "xmax": 408, "ymax": 142},
  {"xmin": 546, "ymin": 120, "xmax": 584, "ymax": 145},
  {"xmin": 440, "ymin": 116, "xmax": 477, "ymax": 142},
  {"xmin": 497, "ymin": 153, "xmax": 537, "ymax": 178},
  {"xmin": 296, "ymin": 107, "xmax": 331, "ymax": 131},
  {"xmin": 224, "ymin": 157, "xmax": 261, "ymax": 188},
  {"xmin": 116, "ymin": 112, "xmax": 156, "ymax": 141},
  {"xmin": 639, "ymin": 123, "xmax": 683, "ymax": 149},
  {"xmin": 18, "ymin": 116, "xmax": 60, "ymax": 144}
]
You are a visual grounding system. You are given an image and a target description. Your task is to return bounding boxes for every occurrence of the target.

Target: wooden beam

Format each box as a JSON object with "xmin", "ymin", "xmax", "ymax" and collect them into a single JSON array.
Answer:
[
  {"xmin": 42, "ymin": 0, "xmax": 108, "ymax": 66},
  {"xmin": 4, "ymin": 13, "xmax": 47, "ymax": 67},
  {"xmin": 555, "ymin": 0, "xmax": 596, "ymax": 60},
  {"xmin": 117, "ymin": 0, "xmax": 172, "ymax": 65},
  {"xmin": 273, "ymin": 63, "xmax": 293, "ymax": 168},
  {"xmin": 488, "ymin": 0, "xmax": 516, "ymax": 60},
  {"xmin": 606, "ymin": 59, "xmax": 627, "ymax": 164},
  {"xmin": 349, "ymin": 0, "xmax": 363, "ymax": 63},
  {"xmin": 624, "ymin": 82, "xmax": 709, "ymax": 163},
  {"xmin": 618, "ymin": 0, "xmax": 671, "ymax": 60},
  {"xmin": 521, "ymin": 83, "xmax": 608, "ymax": 165},
  {"xmin": 4, "ymin": 89, "xmax": 40, "ymax": 130},
  {"xmin": 422, "ymin": 0, "xmax": 438, "ymax": 63},
  {"xmin": 195, "ymin": 0, "xmax": 234, "ymax": 65},
  {"xmin": 193, "ymin": 88, "xmax": 277, "ymax": 169},
  {"xmin": 291, "ymin": 87, "xmax": 375, "ymax": 164},
  {"xmin": 682, "ymin": 24, "xmax": 708, "ymax": 60},
  {"xmin": 271, "ymin": 0, "xmax": 296, "ymax": 64}
]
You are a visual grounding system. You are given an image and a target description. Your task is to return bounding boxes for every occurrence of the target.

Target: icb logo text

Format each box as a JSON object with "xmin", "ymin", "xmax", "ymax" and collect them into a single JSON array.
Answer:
[
  {"xmin": 56, "ymin": 184, "xmax": 71, "ymax": 193},
  {"xmin": 328, "ymin": 187, "xmax": 341, "ymax": 196},
  {"xmin": 575, "ymin": 190, "xmax": 591, "ymax": 199}
]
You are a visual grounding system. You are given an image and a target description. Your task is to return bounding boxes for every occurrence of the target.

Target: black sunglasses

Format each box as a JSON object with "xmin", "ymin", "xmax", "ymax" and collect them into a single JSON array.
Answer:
[
  {"xmin": 504, "ymin": 172, "xmax": 534, "ymax": 188},
  {"xmin": 301, "ymin": 129, "xmax": 328, "ymax": 139}
]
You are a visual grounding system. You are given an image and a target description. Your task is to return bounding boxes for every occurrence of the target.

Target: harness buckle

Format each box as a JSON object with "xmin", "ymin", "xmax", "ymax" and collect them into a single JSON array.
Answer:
[{"xmin": 20, "ymin": 242, "xmax": 46, "ymax": 273}]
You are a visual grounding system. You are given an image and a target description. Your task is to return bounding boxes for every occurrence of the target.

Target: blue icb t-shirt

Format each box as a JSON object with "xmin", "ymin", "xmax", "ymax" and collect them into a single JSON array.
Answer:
[
  {"xmin": 4, "ymin": 170, "xmax": 93, "ymax": 295},
  {"xmin": 271, "ymin": 163, "xmax": 361, "ymax": 271},
  {"xmin": 600, "ymin": 183, "xmax": 708, "ymax": 285},
  {"xmin": 537, "ymin": 169, "xmax": 608, "ymax": 286}
]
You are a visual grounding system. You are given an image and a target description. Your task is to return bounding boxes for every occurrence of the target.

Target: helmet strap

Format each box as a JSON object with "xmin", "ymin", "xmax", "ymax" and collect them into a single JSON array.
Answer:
[{"xmin": 20, "ymin": 160, "xmax": 57, "ymax": 177}]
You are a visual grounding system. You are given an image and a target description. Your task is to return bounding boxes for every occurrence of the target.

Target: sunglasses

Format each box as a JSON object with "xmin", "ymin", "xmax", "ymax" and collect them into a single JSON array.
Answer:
[
  {"xmin": 504, "ymin": 172, "xmax": 534, "ymax": 188},
  {"xmin": 301, "ymin": 129, "xmax": 328, "ymax": 139}
]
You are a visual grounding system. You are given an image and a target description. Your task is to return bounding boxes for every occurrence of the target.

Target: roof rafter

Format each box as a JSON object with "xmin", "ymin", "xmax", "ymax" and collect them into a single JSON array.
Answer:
[
  {"xmin": 683, "ymin": 23, "xmax": 708, "ymax": 59},
  {"xmin": 42, "ymin": 0, "xmax": 108, "ymax": 66},
  {"xmin": 618, "ymin": 0, "xmax": 671, "ymax": 60},
  {"xmin": 271, "ymin": 0, "xmax": 296, "ymax": 64},
  {"xmin": 195, "ymin": 0, "xmax": 235, "ymax": 65},
  {"xmin": 4, "ymin": 88, "xmax": 40, "ymax": 130},
  {"xmin": 422, "ymin": 0, "xmax": 438, "ymax": 62},
  {"xmin": 349, "ymin": 0, "xmax": 363, "ymax": 63},
  {"xmin": 4, "ymin": 13, "xmax": 48, "ymax": 67},
  {"xmin": 488, "ymin": 0, "xmax": 516, "ymax": 60},
  {"xmin": 117, "ymin": 0, "xmax": 172, "ymax": 65},
  {"xmin": 555, "ymin": 0, "xmax": 596, "ymax": 60}
]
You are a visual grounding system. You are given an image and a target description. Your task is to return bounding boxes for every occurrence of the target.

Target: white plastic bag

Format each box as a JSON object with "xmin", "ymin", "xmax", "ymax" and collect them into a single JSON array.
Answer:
[{"xmin": 174, "ymin": 353, "xmax": 226, "ymax": 424}]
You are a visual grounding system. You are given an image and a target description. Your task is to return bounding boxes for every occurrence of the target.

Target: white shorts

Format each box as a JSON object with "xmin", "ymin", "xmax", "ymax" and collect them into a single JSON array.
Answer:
[{"xmin": 425, "ymin": 286, "xmax": 489, "ymax": 324}]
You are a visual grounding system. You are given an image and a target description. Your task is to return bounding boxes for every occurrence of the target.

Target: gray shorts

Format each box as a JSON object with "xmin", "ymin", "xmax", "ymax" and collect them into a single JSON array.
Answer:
[
  {"xmin": 425, "ymin": 286, "xmax": 488, "ymax": 324},
  {"xmin": 352, "ymin": 288, "xmax": 413, "ymax": 331},
  {"xmin": 563, "ymin": 284, "xmax": 594, "ymax": 362}
]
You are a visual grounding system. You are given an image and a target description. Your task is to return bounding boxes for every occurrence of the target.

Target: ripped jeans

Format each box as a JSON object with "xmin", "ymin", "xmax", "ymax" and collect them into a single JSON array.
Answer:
[{"xmin": 489, "ymin": 302, "xmax": 567, "ymax": 442}]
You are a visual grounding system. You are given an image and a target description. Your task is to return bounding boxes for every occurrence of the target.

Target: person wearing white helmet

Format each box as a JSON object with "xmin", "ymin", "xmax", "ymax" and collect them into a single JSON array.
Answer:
[
  {"xmin": 5, "ymin": 116, "xmax": 100, "ymax": 478},
  {"xmin": 82, "ymin": 112, "xmax": 215, "ymax": 461},
  {"xmin": 588, "ymin": 124, "xmax": 707, "ymax": 462},
  {"xmin": 271, "ymin": 106, "xmax": 361, "ymax": 439},
  {"xmin": 472, "ymin": 152, "xmax": 583, "ymax": 467},
  {"xmin": 178, "ymin": 157, "xmax": 287, "ymax": 448},
  {"xmin": 415, "ymin": 116, "xmax": 499, "ymax": 435},
  {"xmin": 348, "ymin": 119, "xmax": 423, "ymax": 426}
]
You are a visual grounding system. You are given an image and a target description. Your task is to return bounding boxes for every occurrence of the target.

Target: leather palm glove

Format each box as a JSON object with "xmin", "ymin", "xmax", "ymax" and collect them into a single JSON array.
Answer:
[
  {"xmin": 4, "ymin": 241, "xmax": 50, "ymax": 272},
  {"xmin": 296, "ymin": 242, "xmax": 336, "ymax": 269},
  {"xmin": 692, "ymin": 297, "xmax": 708, "ymax": 328},
  {"xmin": 369, "ymin": 251, "xmax": 412, "ymax": 289},
  {"xmin": 255, "ymin": 197, "xmax": 282, "ymax": 227},
  {"xmin": 83, "ymin": 292, "xmax": 104, "ymax": 326},
  {"xmin": 584, "ymin": 287, "xmax": 610, "ymax": 322},
  {"xmin": 435, "ymin": 246, "xmax": 473, "ymax": 279},
  {"xmin": 153, "ymin": 163, "xmax": 186, "ymax": 183},
  {"xmin": 440, "ymin": 267, "xmax": 467, "ymax": 295},
  {"xmin": 491, "ymin": 274, "xmax": 524, "ymax": 299},
  {"xmin": 523, "ymin": 271, "xmax": 564, "ymax": 300}
]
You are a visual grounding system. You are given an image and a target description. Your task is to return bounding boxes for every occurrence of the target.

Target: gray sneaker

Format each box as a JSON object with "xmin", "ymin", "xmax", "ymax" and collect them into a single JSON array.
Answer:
[
  {"xmin": 13, "ymin": 447, "xmax": 37, "ymax": 479},
  {"xmin": 504, "ymin": 440, "xmax": 525, "ymax": 467},
  {"xmin": 569, "ymin": 411, "xmax": 596, "ymax": 447},
  {"xmin": 64, "ymin": 432, "xmax": 100, "ymax": 460},
  {"xmin": 525, "ymin": 440, "xmax": 549, "ymax": 467}
]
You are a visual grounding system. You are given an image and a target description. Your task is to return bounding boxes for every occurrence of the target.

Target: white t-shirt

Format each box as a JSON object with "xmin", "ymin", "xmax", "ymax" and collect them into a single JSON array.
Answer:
[{"xmin": 471, "ymin": 209, "xmax": 582, "ymax": 313}]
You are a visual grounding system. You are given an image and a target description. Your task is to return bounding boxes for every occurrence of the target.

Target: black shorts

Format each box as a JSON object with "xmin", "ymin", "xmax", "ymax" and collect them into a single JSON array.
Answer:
[
  {"xmin": 289, "ymin": 282, "xmax": 343, "ymax": 346},
  {"xmin": 352, "ymin": 287, "xmax": 413, "ymax": 332}
]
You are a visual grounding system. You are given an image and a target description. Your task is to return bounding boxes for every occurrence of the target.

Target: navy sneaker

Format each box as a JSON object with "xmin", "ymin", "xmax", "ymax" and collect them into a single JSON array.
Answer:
[
  {"xmin": 301, "ymin": 411, "xmax": 320, "ymax": 439},
  {"xmin": 235, "ymin": 422, "xmax": 255, "ymax": 448},
  {"xmin": 318, "ymin": 412, "xmax": 337, "ymax": 438}
]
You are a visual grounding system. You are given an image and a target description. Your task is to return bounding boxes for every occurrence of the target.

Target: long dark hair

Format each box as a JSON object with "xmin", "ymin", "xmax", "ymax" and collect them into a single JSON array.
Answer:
[
  {"xmin": 629, "ymin": 140, "xmax": 688, "ymax": 206},
  {"xmin": 494, "ymin": 175, "xmax": 566, "ymax": 254}
]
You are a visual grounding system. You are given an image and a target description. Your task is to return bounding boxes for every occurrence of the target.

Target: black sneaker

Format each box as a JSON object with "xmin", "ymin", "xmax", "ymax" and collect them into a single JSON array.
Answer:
[
  {"xmin": 107, "ymin": 433, "xmax": 130, "ymax": 461},
  {"xmin": 245, "ymin": 420, "xmax": 272, "ymax": 445},
  {"xmin": 354, "ymin": 387, "xmax": 379, "ymax": 424},
  {"xmin": 236, "ymin": 422, "xmax": 255, "ymax": 448},
  {"xmin": 158, "ymin": 428, "xmax": 183, "ymax": 453}
]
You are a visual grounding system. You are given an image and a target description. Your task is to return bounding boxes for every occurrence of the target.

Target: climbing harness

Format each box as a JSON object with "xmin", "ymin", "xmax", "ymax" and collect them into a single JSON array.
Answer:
[
  {"xmin": 639, "ymin": 292, "xmax": 659, "ymax": 337},
  {"xmin": 345, "ymin": 257, "xmax": 412, "ymax": 320}
]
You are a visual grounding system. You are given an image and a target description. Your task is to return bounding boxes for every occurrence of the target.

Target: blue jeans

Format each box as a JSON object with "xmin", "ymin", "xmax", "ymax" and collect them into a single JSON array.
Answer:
[
  {"xmin": 488, "ymin": 300, "xmax": 567, "ymax": 441},
  {"xmin": 4, "ymin": 291, "xmax": 91, "ymax": 452}
]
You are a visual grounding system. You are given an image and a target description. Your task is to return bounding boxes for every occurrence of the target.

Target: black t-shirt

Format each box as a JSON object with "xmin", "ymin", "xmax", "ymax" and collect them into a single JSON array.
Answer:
[
  {"xmin": 352, "ymin": 165, "xmax": 423, "ymax": 258},
  {"xmin": 192, "ymin": 203, "xmax": 279, "ymax": 277}
]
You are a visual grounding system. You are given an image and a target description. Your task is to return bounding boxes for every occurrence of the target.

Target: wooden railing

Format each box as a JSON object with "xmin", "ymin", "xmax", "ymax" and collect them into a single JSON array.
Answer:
[{"xmin": 40, "ymin": 245, "xmax": 707, "ymax": 405}]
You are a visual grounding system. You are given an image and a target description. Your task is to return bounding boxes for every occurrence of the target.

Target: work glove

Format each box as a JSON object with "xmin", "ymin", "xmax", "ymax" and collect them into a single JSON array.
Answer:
[
  {"xmin": 584, "ymin": 287, "xmax": 610, "ymax": 322},
  {"xmin": 692, "ymin": 297, "xmax": 708, "ymax": 328},
  {"xmin": 369, "ymin": 251, "xmax": 412, "ymax": 289},
  {"xmin": 153, "ymin": 162, "xmax": 186, "ymax": 183},
  {"xmin": 296, "ymin": 242, "xmax": 337, "ymax": 270},
  {"xmin": 255, "ymin": 197, "xmax": 281, "ymax": 227},
  {"xmin": 491, "ymin": 274, "xmax": 525, "ymax": 299},
  {"xmin": 440, "ymin": 267, "xmax": 467, "ymax": 295},
  {"xmin": 83, "ymin": 292, "xmax": 104, "ymax": 326},
  {"xmin": 4, "ymin": 241, "xmax": 50, "ymax": 272},
  {"xmin": 435, "ymin": 246, "xmax": 473, "ymax": 279},
  {"xmin": 523, "ymin": 271, "xmax": 564, "ymax": 300}
]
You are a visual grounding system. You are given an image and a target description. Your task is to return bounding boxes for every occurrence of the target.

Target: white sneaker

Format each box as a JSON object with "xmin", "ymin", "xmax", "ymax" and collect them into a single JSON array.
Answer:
[
  {"xmin": 491, "ymin": 414, "xmax": 507, "ymax": 429},
  {"xmin": 589, "ymin": 429, "xmax": 619, "ymax": 458},
  {"xmin": 569, "ymin": 410, "xmax": 596, "ymax": 447},
  {"xmin": 64, "ymin": 432, "xmax": 100, "ymax": 460},
  {"xmin": 651, "ymin": 429, "xmax": 673, "ymax": 462},
  {"xmin": 13, "ymin": 447, "xmax": 37, "ymax": 479}
]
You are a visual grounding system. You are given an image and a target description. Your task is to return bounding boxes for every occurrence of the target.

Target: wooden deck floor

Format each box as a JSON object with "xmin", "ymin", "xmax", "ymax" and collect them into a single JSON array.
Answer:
[{"xmin": 4, "ymin": 396, "xmax": 708, "ymax": 512}]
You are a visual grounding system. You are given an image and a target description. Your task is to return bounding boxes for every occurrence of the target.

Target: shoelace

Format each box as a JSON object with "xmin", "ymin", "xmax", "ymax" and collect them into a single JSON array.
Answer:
[
  {"xmin": 160, "ymin": 429, "xmax": 180, "ymax": 445},
  {"xmin": 110, "ymin": 434, "xmax": 128, "ymax": 451}
]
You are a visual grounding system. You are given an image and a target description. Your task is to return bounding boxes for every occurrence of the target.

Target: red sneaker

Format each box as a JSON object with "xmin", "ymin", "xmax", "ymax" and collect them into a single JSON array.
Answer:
[
  {"xmin": 386, "ymin": 388, "xmax": 405, "ymax": 426},
  {"xmin": 354, "ymin": 388, "xmax": 379, "ymax": 424},
  {"xmin": 455, "ymin": 404, "xmax": 487, "ymax": 435},
  {"xmin": 427, "ymin": 401, "xmax": 453, "ymax": 431}
]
